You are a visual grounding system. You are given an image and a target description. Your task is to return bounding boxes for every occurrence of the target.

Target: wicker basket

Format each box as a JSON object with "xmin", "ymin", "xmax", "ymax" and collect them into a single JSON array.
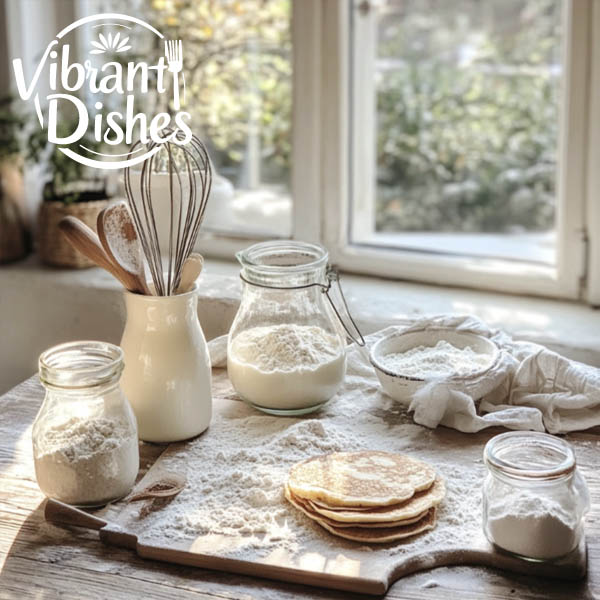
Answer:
[{"xmin": 37, "ymin": 199, "xmax": 110, "ymax": 268}]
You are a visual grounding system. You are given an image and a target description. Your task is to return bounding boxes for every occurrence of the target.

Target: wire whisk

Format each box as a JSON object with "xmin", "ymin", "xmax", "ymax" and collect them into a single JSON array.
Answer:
[{"xmin": 123, "ymin": 130, "xmax": 212, "ymax": 296}]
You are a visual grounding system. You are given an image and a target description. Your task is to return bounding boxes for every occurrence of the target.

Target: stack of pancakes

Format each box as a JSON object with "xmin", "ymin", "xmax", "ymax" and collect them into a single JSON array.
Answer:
[{"xmin": 285, "ymin": 450, "xmax": 445, "ymax": 543}]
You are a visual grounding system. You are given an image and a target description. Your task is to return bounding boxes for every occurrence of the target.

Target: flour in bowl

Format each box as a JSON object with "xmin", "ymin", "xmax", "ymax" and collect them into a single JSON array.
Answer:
[
  {"xmin": 381, "ymin": 340, "xmax": 491, "ymax": 378},
  {"xmin": 227, "ymin": 324, "xmax": 346, "ymax": 410}
]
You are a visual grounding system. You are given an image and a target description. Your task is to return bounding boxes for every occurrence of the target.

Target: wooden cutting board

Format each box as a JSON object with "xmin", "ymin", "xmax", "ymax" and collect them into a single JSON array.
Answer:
[
  {"xmin": 45, "ymin": 497, "xmax": 587, "ymax": 596},
  {"xmin": 44, "ymin": 393, "xmax": 588, "ymax": 597}
]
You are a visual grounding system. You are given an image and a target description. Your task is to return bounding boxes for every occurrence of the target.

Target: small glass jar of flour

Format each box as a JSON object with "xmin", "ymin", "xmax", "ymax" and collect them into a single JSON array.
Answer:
[
  {"xmin": 32, "ymin": 341, "xmax": 139, "ymax": 507},
  {"xmin": 482, "ymin": 431, "xmax": 590, "ymax": 562},
  {"xmin": 228, "ymin": 241, "xmax": 357, "ymax": 415}
]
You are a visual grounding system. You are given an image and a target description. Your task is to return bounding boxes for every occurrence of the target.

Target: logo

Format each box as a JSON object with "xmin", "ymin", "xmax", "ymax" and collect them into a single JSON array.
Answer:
[{"xmin": 12, "ymin": 13, "xmax": 192, "ymax": 170}]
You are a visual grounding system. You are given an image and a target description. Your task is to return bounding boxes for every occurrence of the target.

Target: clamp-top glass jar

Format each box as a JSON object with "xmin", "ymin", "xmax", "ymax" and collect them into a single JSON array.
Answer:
[
  {"xmin": 228, "ymin": 241, "xmax": 360, "ymax": 415},
  {"xmin": 482, "ymin": 432, "xmax": 590, "ymax": 562},
  {"xmin": 32, "ymin": 341, "xmax": 139, "ymax": 507}
]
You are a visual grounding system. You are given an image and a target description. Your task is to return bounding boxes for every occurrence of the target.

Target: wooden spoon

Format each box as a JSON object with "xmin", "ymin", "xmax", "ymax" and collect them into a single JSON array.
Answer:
[
  {"xmin": 97, "ymin": 202, "xmax": 149, "ymax": 295},
  {"xmin": 58, "ymin": 216, "xmax": 141, "ymax": 291},
  {"xmin": 125, "ymin": 470, "xmax": 187, "ymax": 503},
  {"xmin": 176, "ymin": 252, "xmax": 204, "ymax": 294}
]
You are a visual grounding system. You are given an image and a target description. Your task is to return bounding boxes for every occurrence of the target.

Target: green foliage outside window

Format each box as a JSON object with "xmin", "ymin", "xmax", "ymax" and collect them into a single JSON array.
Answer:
[
  {"xmin": 133, "ymin": 0, "xmax": 291, "ymax": 183},
  {"xmin": 375, "ymin": 0, "xmax": 561, "ymax": 233},
  {"xmin": 105, "ymin": 0, "xmax": 560, "ymax": 233}
]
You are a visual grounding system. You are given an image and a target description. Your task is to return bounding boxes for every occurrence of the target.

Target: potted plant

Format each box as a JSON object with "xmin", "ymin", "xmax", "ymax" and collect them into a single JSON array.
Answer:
[
  {"xmin": 0, "ymin": 96, "xmax": 30, "ymax": 264},
  {"xmin": 28, "ymin": 119, "xmax": 114, "ymax": 268}
]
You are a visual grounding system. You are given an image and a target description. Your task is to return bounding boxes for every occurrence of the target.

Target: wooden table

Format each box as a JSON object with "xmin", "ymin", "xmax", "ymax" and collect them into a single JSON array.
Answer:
[{"xmin": 1, "ymin": 375, "xmax": 598, "ymax": 600}]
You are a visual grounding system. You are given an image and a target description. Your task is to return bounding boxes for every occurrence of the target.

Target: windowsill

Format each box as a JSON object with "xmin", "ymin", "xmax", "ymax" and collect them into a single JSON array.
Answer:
[
  {"xmin": 1, "ymin": 254, "xmax": 598, "ymax": 394},
  {"xmin": 355, "ymin": 231, "xmax": 555, "ymax": 265}
]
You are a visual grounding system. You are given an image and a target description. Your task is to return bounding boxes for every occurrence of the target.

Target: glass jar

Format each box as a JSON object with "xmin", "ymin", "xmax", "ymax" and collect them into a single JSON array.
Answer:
[
  {"xmin": 482, "ymin": 431, "xmax": 590, "ymax": 562},
  {"xmin": 32, "ymin": 341, "xmax": 139, "ymax": 507},
  {"xmin": 228, "ymin": 241, "xmax": 352, "ymax": 415}
]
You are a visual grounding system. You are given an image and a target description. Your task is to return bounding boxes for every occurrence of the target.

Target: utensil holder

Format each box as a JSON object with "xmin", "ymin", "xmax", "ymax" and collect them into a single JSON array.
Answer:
[{"xmin": 120, "ymin": 286, "xmax": 212, "ymax": 442}]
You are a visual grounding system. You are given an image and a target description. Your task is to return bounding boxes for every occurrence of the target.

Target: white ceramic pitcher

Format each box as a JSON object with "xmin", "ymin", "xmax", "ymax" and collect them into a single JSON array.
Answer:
[{"xmin": 120, "ymin": 286, "xmax": 212, "ymax": 442}]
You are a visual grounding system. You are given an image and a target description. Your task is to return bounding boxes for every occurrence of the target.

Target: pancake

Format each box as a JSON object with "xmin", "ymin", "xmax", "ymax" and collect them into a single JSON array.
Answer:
[
  {"xmin": 287, "ymin": 451, "xmax": 436, "ymax": 507},
  {"xmin": 319, "ymin": 509, "xmax": 436, "ymax": 543},
  {"xmin": 285, "ymin": 483, "xmax": 437, "ymax": 543},
  {"xmin": 287, "ymin": 487, "xmax": 429, "ymax": 528},
  {"xmin": 307, "ymin": 477, "xmax": 446, "ymax": 523}
]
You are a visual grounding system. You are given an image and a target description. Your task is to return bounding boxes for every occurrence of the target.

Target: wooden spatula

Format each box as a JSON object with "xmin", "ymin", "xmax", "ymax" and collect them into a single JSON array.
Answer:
[
  {"xmin": 176, "ymin": 252, "xmax": 204, "ymax": 293},
  {"xmin": 97, "ymin": 202, "xmax": 149, "ymax": 295},
  {"xmin": 58, "ymin": 216, "xmax": 142, "ymax": 292}
]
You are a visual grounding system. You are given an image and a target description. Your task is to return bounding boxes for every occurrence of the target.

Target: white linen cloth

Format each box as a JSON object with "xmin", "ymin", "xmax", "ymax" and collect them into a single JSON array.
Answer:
[{"xmin": 208, "ymin": 315, "xmax": 600, "ymax": 434}]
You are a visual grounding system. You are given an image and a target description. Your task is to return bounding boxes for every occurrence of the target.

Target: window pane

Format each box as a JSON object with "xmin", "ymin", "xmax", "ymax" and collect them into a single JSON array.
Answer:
[
  {"xmin": 352, "ymin": 0, "xmax": 563, "ymax": 264},
  {"xmin": 91, "ymin": 0, "xmax": 292, "ymax": 238}
]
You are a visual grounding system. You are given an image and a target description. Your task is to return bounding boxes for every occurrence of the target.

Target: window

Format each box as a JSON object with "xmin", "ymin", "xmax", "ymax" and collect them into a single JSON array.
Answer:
[
  {"xmin": 351, "ymin": 0, "xmax": 562, "ymax": 265},
  {"xmin": 320, "ymin": 0, "xmax": 596, "ymax": 301},
  {"xmin": 82, "ymin": 0, "xmax": 293, "ymax": 240},
  {"xmin": 7, "ymin": 0, "xmax": 600, "ymax": 302}
]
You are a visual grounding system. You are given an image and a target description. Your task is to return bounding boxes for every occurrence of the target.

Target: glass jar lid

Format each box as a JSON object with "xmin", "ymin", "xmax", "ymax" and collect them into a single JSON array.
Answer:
[
  {"xmin": 484, "ymin": 431, "xmax": 575, "ymax": 482},
  {"xmin": 39, "ymin": 341, "xmax": 124, "ymax": 390},
  {"xmin": 237, "ymin": 240, "xmax": 328, "ymax": 288}
]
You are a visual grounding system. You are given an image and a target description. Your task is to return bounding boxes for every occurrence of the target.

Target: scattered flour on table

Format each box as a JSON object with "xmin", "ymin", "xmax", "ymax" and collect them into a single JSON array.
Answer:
[
  {"xmin": 381, "ymin": 340, "xmax": 492, "ymax": 378},
  {"xmin": 137, "ymin": 353, "xmax": 484, "ymax": 559}
]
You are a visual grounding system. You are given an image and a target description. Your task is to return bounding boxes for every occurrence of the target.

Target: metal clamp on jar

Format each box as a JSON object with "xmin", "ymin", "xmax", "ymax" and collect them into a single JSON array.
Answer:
[
  {"xmin": 482, "ymin": 431, "xmax": 590, "ymax": 562},
  {"xmin": 227, "ymin": 240, "xmax": 364, "ymax": 415}
]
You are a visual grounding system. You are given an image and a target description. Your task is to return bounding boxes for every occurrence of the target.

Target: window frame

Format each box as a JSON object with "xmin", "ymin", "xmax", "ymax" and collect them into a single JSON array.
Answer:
[
  {"xmin": 586, "ymin": 0, "xmax": 600, "ymax": 306},
  {"xmin": 319, "ymin": 0, "xmax": 594, "ymax": 300},
  {"xmin": 189, "ymin": 0, "xmax": 600, "ymax": 302}
]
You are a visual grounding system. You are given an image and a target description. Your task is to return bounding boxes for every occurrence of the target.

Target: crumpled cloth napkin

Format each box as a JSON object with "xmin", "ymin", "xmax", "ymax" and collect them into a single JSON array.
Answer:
[{"xmin": 208, "ymin": 315, "xmax": 600, "ymax": 434}]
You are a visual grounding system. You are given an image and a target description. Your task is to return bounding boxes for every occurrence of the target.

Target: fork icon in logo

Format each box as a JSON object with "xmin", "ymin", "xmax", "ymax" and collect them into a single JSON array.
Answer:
[{"xmin": 165, "ymin": 40, "xmax": 183, "ymax": 110}]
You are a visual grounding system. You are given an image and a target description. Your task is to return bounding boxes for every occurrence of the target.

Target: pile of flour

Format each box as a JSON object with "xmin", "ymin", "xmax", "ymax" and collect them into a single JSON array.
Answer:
[
  {"xmin": 486, "ymin": 491, "xmax": 579, "ymax": 559},
  {"xmin": 381, "ymin": 340, "xmax": 492, "ymax": 378},
  {"xmin": 227, "ymin": 324, "xmax": 346, "ymax": 410},
  {"xmin": 34, "ymin": 416, "xmax": 138, "ymax": 506},
  {"xmin": 136, "ymin": 341, "xmax": 484, "ymax": 559},
  {"xmin": 229, "ymin": 324, "xmax": 341, "ymax": 371}
]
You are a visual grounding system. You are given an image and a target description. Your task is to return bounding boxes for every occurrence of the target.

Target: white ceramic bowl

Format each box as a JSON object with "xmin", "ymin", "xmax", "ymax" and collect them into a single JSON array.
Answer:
[{"xmin": 369, "ymin": 327, "xmax": 500, "ymax": 405}]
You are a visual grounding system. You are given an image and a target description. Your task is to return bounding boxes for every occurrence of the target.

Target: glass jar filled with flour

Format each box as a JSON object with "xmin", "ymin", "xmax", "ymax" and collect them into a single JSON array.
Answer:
[
  {"xmin": 32, "ymin": 341, "xmax": 139, "ymax": 507},
  {"xmin": 482, "ymin": 432, "xmax": 590, "ymax": 562},
  {"xmin": 228, "ymin": 241, "xmax": 362, "ymax": 415}
]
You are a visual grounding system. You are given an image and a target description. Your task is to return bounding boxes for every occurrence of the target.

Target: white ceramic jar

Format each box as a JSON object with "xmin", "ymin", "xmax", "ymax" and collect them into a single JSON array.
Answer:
[{"xmin": 120, "ymin": 286, "xmax": 212, "ymax": 442}]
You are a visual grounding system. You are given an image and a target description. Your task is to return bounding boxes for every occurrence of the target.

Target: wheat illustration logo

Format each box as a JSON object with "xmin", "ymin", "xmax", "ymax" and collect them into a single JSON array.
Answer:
[{"xmin": 90, "ymin": 32, "xmax": 131, "ymax": 54}]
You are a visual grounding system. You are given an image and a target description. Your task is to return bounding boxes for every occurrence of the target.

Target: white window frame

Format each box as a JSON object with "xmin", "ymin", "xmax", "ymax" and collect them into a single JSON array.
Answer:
[
  {"xmin": 194, "ymin": 0, "xmax": 324, "ymax": 260},
  {"xmin": 587, "ymin": 0, "xmax": 600, "ymax": 306},
  {"xmin": 318, "ymin": 0, "xmax": 595, "ymax": 301},
  {"xmin": 200, "ymin": 0, "xmax": 600, "ymax": 304}
]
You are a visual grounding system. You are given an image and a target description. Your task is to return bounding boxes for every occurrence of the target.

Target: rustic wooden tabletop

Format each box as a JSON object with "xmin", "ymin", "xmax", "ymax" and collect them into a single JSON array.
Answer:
[{"xmin": 1, "ymin": 375, "xmax": 598, "ymax": 600}]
